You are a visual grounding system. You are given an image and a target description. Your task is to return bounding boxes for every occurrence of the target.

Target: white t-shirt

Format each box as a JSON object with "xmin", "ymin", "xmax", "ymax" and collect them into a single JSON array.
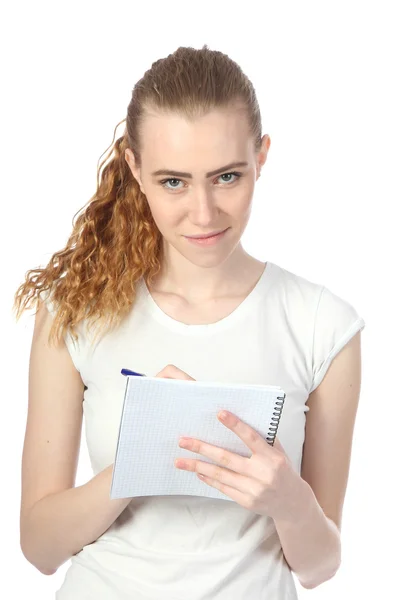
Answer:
[{"xmin": 39, "ymin": 260, "xmax": 365, "ymax": 599}]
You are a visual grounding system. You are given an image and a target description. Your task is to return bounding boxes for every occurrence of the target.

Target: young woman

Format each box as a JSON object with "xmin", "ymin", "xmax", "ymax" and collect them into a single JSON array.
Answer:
[{"xmin": 14, "ymin": 45, "xmax": 365, "ymax": 599}]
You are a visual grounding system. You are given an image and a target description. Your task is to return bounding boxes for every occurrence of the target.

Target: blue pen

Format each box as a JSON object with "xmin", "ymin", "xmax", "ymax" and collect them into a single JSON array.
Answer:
[{"xmin": 121, "ymin": 368, "xmax": 146, "ymax": 377}]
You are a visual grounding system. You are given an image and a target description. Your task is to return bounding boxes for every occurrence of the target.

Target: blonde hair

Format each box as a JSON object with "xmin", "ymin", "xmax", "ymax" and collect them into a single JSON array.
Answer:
[{"xmin": 12, "ymin": 44, "xmax": 263, "ymax": 348}]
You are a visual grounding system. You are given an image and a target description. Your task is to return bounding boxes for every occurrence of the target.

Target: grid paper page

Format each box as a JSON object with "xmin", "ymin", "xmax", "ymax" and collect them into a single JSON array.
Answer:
[{"xmin": 110, "ymin": 376, "xmax": 286, "ymax": 502}]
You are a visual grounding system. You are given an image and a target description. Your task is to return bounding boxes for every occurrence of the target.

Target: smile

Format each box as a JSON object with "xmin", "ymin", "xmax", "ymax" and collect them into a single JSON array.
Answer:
[{"xmin": 184, "ymin": 228, "xmax": 229, "ymax": 246}]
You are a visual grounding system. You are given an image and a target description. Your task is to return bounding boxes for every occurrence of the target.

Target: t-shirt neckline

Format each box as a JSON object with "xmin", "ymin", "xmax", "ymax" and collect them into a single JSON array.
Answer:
[{"xmin": 138, "ymin": 261, "xmax": 274, "ymax": 335}]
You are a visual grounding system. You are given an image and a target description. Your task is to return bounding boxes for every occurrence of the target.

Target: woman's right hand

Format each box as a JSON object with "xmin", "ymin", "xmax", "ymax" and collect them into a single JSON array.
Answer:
[{"xmin": 154, "ymin": 364, "xmax": 196, "ymax": 381}]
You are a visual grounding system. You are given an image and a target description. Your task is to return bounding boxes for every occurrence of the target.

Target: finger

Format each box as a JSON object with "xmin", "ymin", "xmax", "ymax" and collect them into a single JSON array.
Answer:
[
  {"xmin": 218, "ymin": 411, "xmax": 273, "ymax": 455},
  {"xmin": 272, "ymin": 435, "xmax": 285, "ymax": 453},
  {"xmin": 196, "ymin": 473, "xmax": 253, "ymax": 508},
  {"xmin": 177, "ymin": 455, "xmax": 253, "ymax": 497},
  {"xmin": 269, "ymin": 436, "xmax": 290, "ymax": 463},
  {"xmin": 178, "ymin": 436, "xmax": 248, "ymax": 475},
  {"xmin": 155, "ymin": 364, "xmax": 195, "ymax": 380}
]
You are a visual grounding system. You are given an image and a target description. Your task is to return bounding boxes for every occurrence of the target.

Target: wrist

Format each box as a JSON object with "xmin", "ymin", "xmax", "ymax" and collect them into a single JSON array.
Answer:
[{"xmin": 272, "ymin": 473, "xmax": 315, "ymax": 526}]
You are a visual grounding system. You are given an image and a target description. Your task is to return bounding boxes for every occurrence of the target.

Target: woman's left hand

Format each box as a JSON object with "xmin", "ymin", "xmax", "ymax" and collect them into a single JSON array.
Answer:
[{"xmin": 175, "ymin": 410, "xmax": 303, "ymax": 520}]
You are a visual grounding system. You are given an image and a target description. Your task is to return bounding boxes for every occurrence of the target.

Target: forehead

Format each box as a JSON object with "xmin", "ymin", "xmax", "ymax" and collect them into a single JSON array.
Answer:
[{"xmin": 140, "ymin": 108, "xmax": 252, "ymax": 170}]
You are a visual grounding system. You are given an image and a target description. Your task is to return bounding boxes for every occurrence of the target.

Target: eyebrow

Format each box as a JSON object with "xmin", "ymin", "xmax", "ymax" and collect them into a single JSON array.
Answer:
[{"xmin": 151, "ymin": 161, "xmax": 249, "ymax": 179}]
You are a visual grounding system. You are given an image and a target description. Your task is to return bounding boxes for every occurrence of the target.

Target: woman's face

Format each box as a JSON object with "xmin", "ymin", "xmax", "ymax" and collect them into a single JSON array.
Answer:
[{"xmin": 125, "ymin": 107, "xmax": 270, "ymax": 268}]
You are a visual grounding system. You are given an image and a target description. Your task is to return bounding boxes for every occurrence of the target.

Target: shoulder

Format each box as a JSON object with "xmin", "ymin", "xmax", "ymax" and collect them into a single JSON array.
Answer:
[
  {"xmin": 272, "ymin": 262, "xmax": 363, "ymax": 321},
  {"xmin": 271, "ymin": 262, "xmax": 323, "ymax": 302},
  {"xmin": 269, "ymin": 263, "xmax": 365, "ymax": 394}
]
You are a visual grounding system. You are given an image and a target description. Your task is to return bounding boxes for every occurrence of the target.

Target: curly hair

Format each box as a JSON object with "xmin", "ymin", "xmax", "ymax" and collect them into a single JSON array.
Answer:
[{"xmin": 12, "ymin": 44, "xmax": 263, "ymax": 348}]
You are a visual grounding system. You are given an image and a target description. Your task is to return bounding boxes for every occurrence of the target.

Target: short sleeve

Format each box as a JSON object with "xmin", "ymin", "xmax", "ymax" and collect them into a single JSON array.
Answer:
[
  {"xmin": 309, "ymin": 286, "xmax": 365, "ymax": 394},
  {"xmin": 38, "ymin": 288, "xmax": 82, "ymax": 373}
]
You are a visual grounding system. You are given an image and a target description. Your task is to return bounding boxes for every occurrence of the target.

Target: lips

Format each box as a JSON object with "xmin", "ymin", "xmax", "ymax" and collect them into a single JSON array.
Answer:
[
  {"xmin": 185, "ymin": 228, "xmax": 229, "ymax": 246},
  {"xmin": 186, "ymin": 228, "xmax": 227, "ymax": 239}
]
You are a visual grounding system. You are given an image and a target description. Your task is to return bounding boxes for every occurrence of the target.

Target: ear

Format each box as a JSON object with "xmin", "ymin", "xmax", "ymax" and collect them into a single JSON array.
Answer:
[
  {"xmin": 125, "ymin": 149, "xmax": 144, "ymax": 192},
  {"xmin": 257, "ymin": 134, "xmax": 270, "ymax": 176}
]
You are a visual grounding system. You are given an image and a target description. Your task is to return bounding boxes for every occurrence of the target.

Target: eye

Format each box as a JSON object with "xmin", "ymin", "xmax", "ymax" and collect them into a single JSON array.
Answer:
[
  {"xmin": 218, "ymin": 172, "xmax": 243, "ymax": 185},
  {"xmin": 159, "ymin": 171, "xmax": 243, "ymax": 191},
  {"xmin": 160, "ymin": 177, "xmax": 184, "ymax": 191}
]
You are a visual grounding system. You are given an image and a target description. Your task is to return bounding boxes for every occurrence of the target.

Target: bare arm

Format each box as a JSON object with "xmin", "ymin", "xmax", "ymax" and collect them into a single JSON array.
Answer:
[
  {"xmin": 21, "ymin": 464, "xmax": 131, "ymax": 575},
  {"xmin": 273, "ymin": 478, "xmax": 341, "ymax": 589},
  {"xmin": 275, "ymin": 332, "xmax": 362, "ymax": 589},
  {"xmin": 20, "ymin": 299, "xmax": 130, "ymax": 575}
]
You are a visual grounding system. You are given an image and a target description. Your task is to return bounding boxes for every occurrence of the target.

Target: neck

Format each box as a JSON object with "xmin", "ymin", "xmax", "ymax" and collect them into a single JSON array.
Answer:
[{"xmin": 149, "ymin": 243, "xmax": 265, "ymax": 303}]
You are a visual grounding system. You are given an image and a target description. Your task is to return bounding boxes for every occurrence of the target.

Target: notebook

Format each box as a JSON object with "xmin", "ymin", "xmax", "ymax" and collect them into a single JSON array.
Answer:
[{"xmin": 110, "ymin": 376, "xmax": 286, "ymax": 501}]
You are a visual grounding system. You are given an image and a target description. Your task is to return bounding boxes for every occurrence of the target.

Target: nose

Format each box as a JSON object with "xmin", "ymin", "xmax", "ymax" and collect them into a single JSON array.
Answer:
[{"xmin": 188, "ymin": 189, "xmax": 220, "ymax": 227}]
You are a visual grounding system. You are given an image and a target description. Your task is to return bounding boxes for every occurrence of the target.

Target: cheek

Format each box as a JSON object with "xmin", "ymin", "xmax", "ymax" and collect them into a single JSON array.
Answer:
[
  {"xmin": 225, "ymin": 188, "xmax": 254, "ymax": 216},
  {"xmin": 145, "ymin": 198, "xmax": 180, "ymax": 233}
]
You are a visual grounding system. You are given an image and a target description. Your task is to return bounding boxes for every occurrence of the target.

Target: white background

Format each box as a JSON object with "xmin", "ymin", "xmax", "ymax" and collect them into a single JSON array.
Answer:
[{"xmin": 2, "ymin": 0, "xmax": 400, "ymax": 597}]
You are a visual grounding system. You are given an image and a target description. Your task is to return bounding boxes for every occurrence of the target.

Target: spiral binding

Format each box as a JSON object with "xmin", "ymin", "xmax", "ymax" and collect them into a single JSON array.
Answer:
[{"xmin": 265, "ymin": 393, "xmax": 286, "ymax": 445}]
